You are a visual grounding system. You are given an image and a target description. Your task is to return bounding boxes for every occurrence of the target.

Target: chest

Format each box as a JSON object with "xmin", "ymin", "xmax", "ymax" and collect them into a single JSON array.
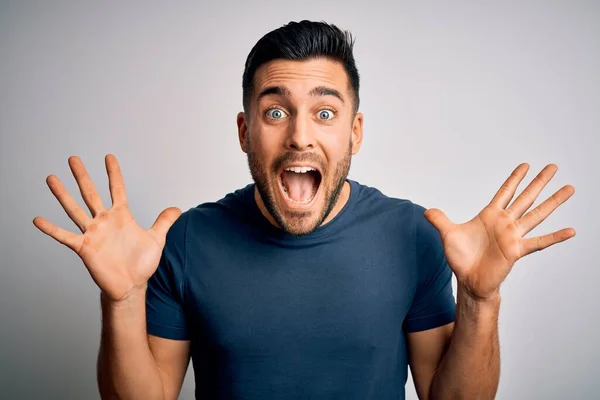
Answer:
[{"xmin": 183, "ymin": 234, "xmax": 416, "ymax": 359}]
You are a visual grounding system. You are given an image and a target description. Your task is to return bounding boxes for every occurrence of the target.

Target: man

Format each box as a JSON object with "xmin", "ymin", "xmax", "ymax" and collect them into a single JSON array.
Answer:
[{"xmin": 33, "ymin": 21, "xmax": 575, "ymax": 399}]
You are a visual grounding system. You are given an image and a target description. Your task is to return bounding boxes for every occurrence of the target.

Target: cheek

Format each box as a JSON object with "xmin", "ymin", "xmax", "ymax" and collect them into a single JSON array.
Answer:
[
  {"xmin": 253, "ymin": 123, "xmax": 286, "ymax": 149},
  {"xmin": 249, "ymin": 128, "xmax": 281, "ymax": 164},
  {"xmin": 321, "ymin": 132, "xmax": 352, "ymax": 163}
]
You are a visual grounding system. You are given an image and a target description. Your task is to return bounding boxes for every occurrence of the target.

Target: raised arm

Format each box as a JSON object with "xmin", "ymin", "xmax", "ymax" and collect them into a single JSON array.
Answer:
[
  {"xmin": 420, "ymin": 163, "xmax": 575, "ymax": 398},
  {"xmin": 33, "ymin": 154, "xmax": 186, "ymax": 399}
]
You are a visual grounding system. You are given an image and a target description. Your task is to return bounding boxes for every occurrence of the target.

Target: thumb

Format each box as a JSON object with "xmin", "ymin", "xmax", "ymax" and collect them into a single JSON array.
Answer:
[
  {"xmin": 424, "ymin": 208, "xmax": 453, "ymax": 236},
  {"xmin": 150, "ymin": 207, "xmax": 182, "ymax": 242}
]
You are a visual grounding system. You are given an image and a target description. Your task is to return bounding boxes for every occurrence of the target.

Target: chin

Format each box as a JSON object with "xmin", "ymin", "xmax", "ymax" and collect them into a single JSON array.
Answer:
[
  {"xmin": 277, "ymin": 208, "xmax": 324, "ymax": 236},
  {"xmin": 273, "ymin": 186, "xmax": 325, "ymax": 236},
  {"xmin": 270, "ymin": 163, "xmax": 327, "ymax": 235}
]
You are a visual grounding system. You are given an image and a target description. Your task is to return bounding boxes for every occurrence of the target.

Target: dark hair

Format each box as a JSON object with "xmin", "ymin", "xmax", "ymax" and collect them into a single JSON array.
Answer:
[{"xmin": 242, "ymin": 20, "xmax": 360, "ymax": 115}]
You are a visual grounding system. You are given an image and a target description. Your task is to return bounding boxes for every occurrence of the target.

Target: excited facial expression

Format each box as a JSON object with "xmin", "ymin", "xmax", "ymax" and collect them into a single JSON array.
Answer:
[{"xmin": 237, "ymin": 58, "xmax": 363, "ymax": 235}]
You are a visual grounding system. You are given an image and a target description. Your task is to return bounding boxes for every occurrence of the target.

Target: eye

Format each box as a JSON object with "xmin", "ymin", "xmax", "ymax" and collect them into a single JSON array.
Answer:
[
  {"xmin": 265, "ymin": 108, "xmax": 287, "ymax": 120},
  {"xmin": 317, "ymin": 109, "xmax": 335, "ymax": 121}
]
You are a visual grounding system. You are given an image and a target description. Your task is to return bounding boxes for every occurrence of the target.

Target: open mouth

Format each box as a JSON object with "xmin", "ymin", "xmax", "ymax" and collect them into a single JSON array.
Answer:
[{"xmin": 278, "ymin": 166, "xmax": 322, "ymax": 207}]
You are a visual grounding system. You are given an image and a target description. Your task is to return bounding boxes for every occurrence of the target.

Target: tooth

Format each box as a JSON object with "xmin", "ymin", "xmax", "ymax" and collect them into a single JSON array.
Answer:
[{"xmin": 284, "ymin": 166, "xmax": 316, "ymax": 173}]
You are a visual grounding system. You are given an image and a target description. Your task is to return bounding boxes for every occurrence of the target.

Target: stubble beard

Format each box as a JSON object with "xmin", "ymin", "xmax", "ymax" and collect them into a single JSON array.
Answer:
[{"xmin": 246, "ymin": 138, "xmax": 352, "ymax": 236}]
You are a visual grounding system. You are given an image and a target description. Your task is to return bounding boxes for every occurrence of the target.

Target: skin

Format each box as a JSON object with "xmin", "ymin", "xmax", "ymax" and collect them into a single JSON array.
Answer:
[
  {"xmin": 236, "ymin": 58, "xmax": 364, "ymax": 235},
  {"xmin": 33, "ymin": 155, "xmax": 188, "ymax": 399},
  {"xmin": 411, "ymin": 163, "xmax": 575, "ymax": 399},
  {"xmin": 33, "ymin": 58, "xmax": 576, "ymax": 399}
]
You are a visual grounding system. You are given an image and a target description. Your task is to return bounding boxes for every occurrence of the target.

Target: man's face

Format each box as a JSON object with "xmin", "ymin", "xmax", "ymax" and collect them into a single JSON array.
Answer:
[{"xmin": 237, "ymin": 58, "xmax": 363, "ymax": 235}]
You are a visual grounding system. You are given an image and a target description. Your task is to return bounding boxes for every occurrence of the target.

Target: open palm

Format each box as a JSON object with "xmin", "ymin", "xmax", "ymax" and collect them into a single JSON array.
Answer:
[
  {"xmin": 425, "ymin": 163, "xmax": 575, "ymax": 301},
  {"xmin": 33, "ymin": 155, "xmax": 181, "ymax": 302}
]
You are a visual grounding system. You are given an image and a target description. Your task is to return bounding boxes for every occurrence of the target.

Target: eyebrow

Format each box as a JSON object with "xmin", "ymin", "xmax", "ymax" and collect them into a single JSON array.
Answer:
[{"xmin": 256, "ymin": 85, "xmax": 345, "ymax": 104}]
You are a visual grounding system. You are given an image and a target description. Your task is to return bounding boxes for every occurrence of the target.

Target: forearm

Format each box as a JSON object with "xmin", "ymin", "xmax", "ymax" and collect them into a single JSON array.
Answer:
[
  {"xmin": 97, "ymin": 286, "xmax": 164, "ymax": 400},
  {"xmin": 430, "ymin": 283, "xmax": 501, "ymax": 399}
]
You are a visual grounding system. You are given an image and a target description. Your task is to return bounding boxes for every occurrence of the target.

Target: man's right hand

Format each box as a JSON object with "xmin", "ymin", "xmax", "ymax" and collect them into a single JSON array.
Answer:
[{"xmin": 33, "ymin": 154, "xmax": 182, "ymax": 303}]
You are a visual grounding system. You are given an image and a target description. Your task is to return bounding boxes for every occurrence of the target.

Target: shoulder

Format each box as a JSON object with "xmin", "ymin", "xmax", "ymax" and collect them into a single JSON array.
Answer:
[
  {"xmin": 351, "ymin": 180, "xmax": 426, "ymax": 231},
  {"xmin": 186, "ymin": 183, "xmax": 254, "ymax": 225},
  {"xmin": 166, "ymin": 184, "xmax": 258, "ymax": 249}
]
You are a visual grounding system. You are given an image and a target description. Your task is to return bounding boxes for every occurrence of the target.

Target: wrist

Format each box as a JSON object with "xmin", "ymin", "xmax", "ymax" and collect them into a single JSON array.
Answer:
[
  {"xmin": 458, "ymin": 281, "xmax": 501, "ymax": 303},
  {"xmin": 457, "ymin": 283, "xmax": 501, "ymax": 315},
  {"xmin": 100, "ymin": 284, "xmax": 147, "ymax": 310}
]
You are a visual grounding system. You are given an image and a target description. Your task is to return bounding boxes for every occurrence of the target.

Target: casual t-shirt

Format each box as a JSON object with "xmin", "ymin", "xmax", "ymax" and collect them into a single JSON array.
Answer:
[{"xmin": 146, "ymin": 179, "xmax": 456, "ymax": 399}]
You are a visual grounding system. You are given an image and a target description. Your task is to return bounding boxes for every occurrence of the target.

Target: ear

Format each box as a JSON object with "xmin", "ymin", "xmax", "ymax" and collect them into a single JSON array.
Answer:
[
  {"xmin": 351, "ymin": 112, "xmax": 364, "ymax": 155},
  {"xmin": 237, "ymin": 112, "xmax": 249, "ymax": 153}
]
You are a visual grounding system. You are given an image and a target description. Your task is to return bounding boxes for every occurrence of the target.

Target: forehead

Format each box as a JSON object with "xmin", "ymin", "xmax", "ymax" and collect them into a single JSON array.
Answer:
[{"xmin": 253, "ymin": 58, "xmax": 350, "ymax": 98}]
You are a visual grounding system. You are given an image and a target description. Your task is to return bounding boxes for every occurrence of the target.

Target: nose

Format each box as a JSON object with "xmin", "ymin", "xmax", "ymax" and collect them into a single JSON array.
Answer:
[{"xmin": 285, "ymin": 114, "xmax": 315, "ymax": 151}]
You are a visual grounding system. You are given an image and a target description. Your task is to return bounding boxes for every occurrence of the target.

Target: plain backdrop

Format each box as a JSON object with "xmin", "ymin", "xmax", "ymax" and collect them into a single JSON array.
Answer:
[{"xmin": 1, "ymin": 1, "xmax": 598, "ymax": 399}]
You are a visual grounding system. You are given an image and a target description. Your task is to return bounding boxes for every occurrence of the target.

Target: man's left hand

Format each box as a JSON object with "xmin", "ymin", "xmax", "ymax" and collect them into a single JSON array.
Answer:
[{"xmin": 424, "ymin": 163, "xmax": 575, "ymax": 302}]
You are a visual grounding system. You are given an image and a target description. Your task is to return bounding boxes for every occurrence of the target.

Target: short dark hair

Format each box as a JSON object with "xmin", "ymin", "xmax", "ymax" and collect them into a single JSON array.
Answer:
[{"xmin": 242, "ymin": 20, "xmax": 360, "ymax": 115}]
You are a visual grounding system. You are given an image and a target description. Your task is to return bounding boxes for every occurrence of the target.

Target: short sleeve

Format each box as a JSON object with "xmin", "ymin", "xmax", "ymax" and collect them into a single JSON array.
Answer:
[
  {"xmin": 403, "ymin": 204, "xmax": 456, "ymax": 333},
  {"xmin": 146, "ymin": 211, "xmax": 190, "ymax": 340}
]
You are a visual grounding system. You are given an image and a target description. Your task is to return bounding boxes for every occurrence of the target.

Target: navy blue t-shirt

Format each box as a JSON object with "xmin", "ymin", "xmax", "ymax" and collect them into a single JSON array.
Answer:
[{"xmin": 146, "ymin": 180, "xmax": 456, "ymax": 399}]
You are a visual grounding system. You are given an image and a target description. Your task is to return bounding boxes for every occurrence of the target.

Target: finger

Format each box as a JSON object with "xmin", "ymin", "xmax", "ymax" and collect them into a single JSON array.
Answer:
[
  {"xmin": 46, "ymin": 175, "xmax": 91, "ymax": 232},
  {"xmin": 149, "ymin": 207, "xmax": 182, "ymax": 245},
  {"xmin": 33, "ymin": 216, "xmax": 84, "ymax": 252},
  {"xmin": 517, "ymin": 184, "xmax": 575, "ymax": 236},
  {"xmin": 424, "ymin": 208, "xmax": 455, "ymax": 238},
  {"xmin": 105, "ymin": 154, "xmax": 128, "ymax": 207},
  {"xmin": 506, "ymin": 164, "xmax": 558, "ymax": 218},
  {"xmin": 489, "ymin": 163, "xmax": 530, "ymax": 209},
  {"xmin": 520, "ymin": 228, "xmax": 576, "ymax": 257},
  {"xmin": 68, "ymin": 156, "xmax": 105, "ymax": 217}
]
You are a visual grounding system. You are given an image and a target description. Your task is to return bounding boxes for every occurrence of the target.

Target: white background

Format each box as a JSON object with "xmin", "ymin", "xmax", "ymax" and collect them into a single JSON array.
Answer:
[{"xmin": 1, "ymin": 1, "xmax": 598, "ymax": 398}]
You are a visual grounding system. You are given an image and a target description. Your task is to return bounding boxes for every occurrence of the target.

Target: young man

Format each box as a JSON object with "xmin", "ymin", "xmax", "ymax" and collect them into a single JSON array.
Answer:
[{"xmin": 34, "ymin": 21, "xmax": 575, "ymax": 399}]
